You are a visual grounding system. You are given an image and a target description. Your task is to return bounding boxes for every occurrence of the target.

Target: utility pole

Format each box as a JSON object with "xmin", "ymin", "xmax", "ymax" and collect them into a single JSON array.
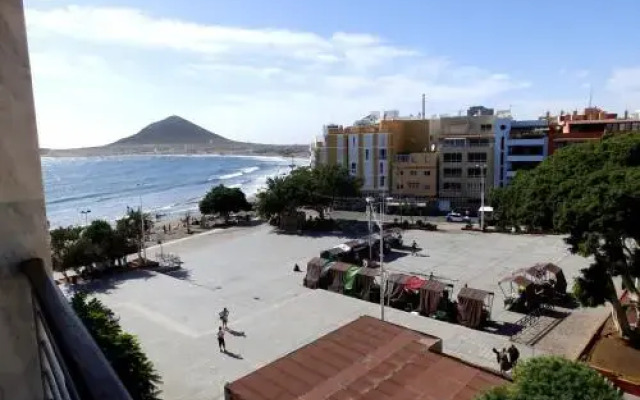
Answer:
[
  {"xmin": 477, "ymin": 164, "xmax": 486, "ymax": 230},
  {"xmin": 137, "ymin": 188, "xmax": 147, "ymax": 262},
  {"xmin": 366, "ymin": 196, "xmax": 386, "ymax": 321},
  {"xmin": 80, "ymin": 209, "xmax": 91, "ymax": 226}
]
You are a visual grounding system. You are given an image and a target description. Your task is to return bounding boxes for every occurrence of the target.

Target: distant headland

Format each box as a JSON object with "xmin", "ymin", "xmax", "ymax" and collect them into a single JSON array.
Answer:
[{"xmin": 40, "ymin": 116, "xmax": 309, "ymax": 158}]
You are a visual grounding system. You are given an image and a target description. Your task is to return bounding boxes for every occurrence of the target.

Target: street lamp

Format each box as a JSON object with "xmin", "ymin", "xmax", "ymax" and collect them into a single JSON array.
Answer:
[
  {"xmin": 476, "ymin": 164, "xmax": 487, "ymax": 230},
  {"xmin": 80, "ymin": 209, "xmax": 91, "ymax": 226},
  {"xmin": 366, "ymin": 196, "xmax": 388, "ymax": 321},
  {"xmin": 136, "ymin": 184, "xmax": 147, "ymax": 261}
]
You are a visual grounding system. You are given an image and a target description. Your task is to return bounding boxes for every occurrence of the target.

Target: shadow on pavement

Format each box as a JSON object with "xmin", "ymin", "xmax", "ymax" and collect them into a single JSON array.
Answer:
[
  {"xmin": 483, "ymin": 321, "xmax": 524, "ymax": 337},
  {"xmin": 223, "ymin": 350, "xmax": 243, "ymax": 360},
  {"xmin": 162, "ymin": 268, "xmax": 192, "ymax": 281},
  {"xmin": 65, "ymin": 269, "xmax": 155, "ymax": 295},
  {"xmin": 226, "ymin": 328, "xmax": 246, "ymax": 337}
]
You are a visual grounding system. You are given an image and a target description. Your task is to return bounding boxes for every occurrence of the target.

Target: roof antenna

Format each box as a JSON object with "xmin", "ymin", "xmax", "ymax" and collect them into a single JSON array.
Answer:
[{"xmin": 588, "ymin": 84, "xmax": 593, "ymax": 108}]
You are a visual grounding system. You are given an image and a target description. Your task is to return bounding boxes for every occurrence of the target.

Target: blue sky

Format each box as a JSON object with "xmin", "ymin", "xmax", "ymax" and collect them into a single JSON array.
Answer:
[{"xmin": 25, "ymin": 0, "xmax": 640, "ymax": 148}]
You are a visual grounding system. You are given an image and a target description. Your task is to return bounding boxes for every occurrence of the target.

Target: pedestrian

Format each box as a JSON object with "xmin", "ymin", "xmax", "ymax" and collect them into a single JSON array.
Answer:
[
  {"xmin": 507, "ymin": 344, "xmax": 520, "ymax": 367},
  {"xmin": 492, "ymin": 347, "xmax": 501, "ymax": 364},
  {"xmin": 293, "ymin": 263, "xmax": 301, "ymax": 272},
  {"xmin": 411, "ymin": 240, "xmax": 417, "ymax": 256},
  {"xmin": 217, "ymin": 326, "xmax": 226, "ymax": 352},
  {"xmin": 499, "ymin": 351, "xmax": 511, "ymax": 374},
  {"xmin": 219, "ymin": 307, "xmax": 229, "ymax": 329}
]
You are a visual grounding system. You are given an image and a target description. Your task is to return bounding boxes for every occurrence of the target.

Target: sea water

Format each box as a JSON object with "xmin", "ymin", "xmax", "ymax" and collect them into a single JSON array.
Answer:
[{"xmin": 42, "ymin": 155, "xmax": 305, "ymax": 228}]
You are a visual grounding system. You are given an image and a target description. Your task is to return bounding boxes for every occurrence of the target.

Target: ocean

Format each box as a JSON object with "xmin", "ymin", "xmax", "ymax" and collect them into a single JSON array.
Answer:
[{"xmin": 42, "ymin": 155, "xmax": 306, "ymax": 228}]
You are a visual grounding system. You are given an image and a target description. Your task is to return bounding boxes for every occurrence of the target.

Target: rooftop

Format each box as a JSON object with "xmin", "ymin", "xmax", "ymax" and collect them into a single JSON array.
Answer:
[{"xmin": 225, "ymin": 316, "xmax": 507, "ymax": 400}]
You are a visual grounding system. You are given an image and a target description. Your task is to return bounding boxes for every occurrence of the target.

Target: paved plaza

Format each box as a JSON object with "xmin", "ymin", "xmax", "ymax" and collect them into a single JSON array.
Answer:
[{"xmin": 69, "ymin": 223, "xmax": 599, "ymax": 400}]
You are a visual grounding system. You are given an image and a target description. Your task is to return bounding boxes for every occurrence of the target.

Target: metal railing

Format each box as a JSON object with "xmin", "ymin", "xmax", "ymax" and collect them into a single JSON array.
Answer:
[{"xmin": 22, "ymin": 258, "xmax": 132, "ymax": 400}]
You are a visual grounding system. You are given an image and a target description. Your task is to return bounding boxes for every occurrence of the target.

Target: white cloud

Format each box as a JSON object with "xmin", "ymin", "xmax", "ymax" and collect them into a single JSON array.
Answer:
[
  {"xmin": 607, "ymin": 67, "xmax": 640, "ymax": 93},
  {"xmin": 575, "ymin": 69, "xmax": 590, "ymax": 79},
  {"xmin": 25, "ymin": 4, "xmax": 531, "ymax": 148}
]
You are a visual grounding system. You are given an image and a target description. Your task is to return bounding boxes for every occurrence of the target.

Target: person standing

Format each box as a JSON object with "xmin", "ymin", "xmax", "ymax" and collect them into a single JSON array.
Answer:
[
  {"xmin": 217, "ymin": 326, "xmax": 226, "ymax": 352},
  {"xmin": 507, "ymin": 344, "xmax": 520, "ymax": 367},
  {"xmin": 220, "ymin": 307, "xmax": 229, "ymax": 329},
  {"xmin": 411, "ymin": 240, "xmax": 418, "ymax": 256}
]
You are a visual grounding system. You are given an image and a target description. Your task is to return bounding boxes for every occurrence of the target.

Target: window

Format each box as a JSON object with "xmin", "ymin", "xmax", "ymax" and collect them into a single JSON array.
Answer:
[
  {"xmin": 350, "ymin": 162, "xmax": 356, "ymax": 174},
  {"xmin": 379, "ymin": 162, "xmax": 384, "ymax": 174},
  {"xmin": 352, "ymin": 137, "xmax": 356, "ymax": 146},
  {"xmin": 380, "ymin": 176, "xmax": 386, "ymax": 187},
  {"xmin": 443, "ymin": 153, "xmax": 463, "ymax": 163},
  {"xmin": 365, "ymin": 149, "xmax": 369, "ymax": 160},
  {"xmin": 443, "ymin": 182, "xmax": 462, "ymax": 190},
  {"xmin": 424, "ymin": 184, "xmax": 430, "ymax": 190},
  {"xmin": 424, "ymin": 170, "xmax": 430, "ymax": 176},
  {"xmin": 468, "ymin": 152, "xmax": 487, "ymax": 163},
  {"xmin": 443, "ymin": 168, "xmax": 462, "ymax": 178},
  {"xmin": 480, "ymin": 124, "xmax": 493, "ymax": 132},
  {"xmin": 400, "ymin": 171, "xmax": 404, "ymax": 175},
  {"xmin": 467, "ymin": 167, "xmax": 482, "ymax": 177},
  {"xmin": 407, "ymin": 182, "xmax": 419, "ymax": 189},
  {"xmin": 410, "ymin": 170, "xmax": 417, "ymax": 176},
  {"xmin": 467, "ymin": 182, "xmax": 481, "ymax": 191},
  {"xmin": 380, "ymin": 149, "xmax": 387, "ymax": 160}
]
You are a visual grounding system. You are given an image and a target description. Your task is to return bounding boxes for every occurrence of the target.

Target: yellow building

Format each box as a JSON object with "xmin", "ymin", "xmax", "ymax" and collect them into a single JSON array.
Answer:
[
  {"xmin": 392, "ymin": 152, "xmax": 438, "ymax": 198},
  {"xmin": 312, "ymin": 112, "xmax": 430, "ymax": 195}
]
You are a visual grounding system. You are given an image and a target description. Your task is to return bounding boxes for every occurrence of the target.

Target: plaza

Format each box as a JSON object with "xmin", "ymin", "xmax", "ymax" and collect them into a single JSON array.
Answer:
[{"xmin": 68, "ymin": 223, "xmax": 601, "ymax": 400}]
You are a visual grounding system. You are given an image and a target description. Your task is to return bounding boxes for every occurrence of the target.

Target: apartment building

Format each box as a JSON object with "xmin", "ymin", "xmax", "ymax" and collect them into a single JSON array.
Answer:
[
  {"xmin": 549, "ymin": 108, "xmax": 640, "ymax": 154},
  {"xmin": 431, "ymin": 110, "xmax": 495, "ymax": 206},
  {"xmin": 313, "ymin": 112, "xmax": 430, "ymax": 194},
  {"xmin": 392, "ymin": 151, "xmax": 438, "ymax": 198},
  {"xmin": 494, "ymin": 119, "xmax": 549, "ymax": 187}
]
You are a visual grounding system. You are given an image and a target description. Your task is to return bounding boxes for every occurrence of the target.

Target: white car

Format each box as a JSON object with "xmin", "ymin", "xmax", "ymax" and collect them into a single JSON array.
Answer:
[{"xmin": 446, "ymin": 212, "xmax": 470, "ymax": 223}]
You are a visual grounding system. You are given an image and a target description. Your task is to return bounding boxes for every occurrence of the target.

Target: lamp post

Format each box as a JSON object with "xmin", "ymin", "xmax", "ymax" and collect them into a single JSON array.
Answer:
[
  {"xmin": 80, "ymin": 209, "xmax": 91, "ymax": 226},
  {"xmin": 367, "ymin": 195, "xmax": 388, "ymax": 321},
  {"xmin": 136, "ymin": 184, "xmax": 147, "ymax": 261}
]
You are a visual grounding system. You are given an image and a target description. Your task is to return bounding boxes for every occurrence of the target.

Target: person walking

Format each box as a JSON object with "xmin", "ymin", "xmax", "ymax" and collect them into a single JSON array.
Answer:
[
  {"xmin": 411, "ymin": 240, "xmax": 418, "ymax": 256},
  {"xmin": 507, "ymin": 344, "xmax": 520, "ymax": 367},
  {"xmin": 217, "ymin": 326, "xmax": 226, "ymax": 352},
  {"xmin": 220, "ymin": 307, "xmax": 229, "ymax": 329}
]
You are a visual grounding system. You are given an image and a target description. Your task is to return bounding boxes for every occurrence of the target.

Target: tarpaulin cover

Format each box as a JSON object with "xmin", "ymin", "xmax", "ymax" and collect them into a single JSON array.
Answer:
[
  {"xmin": 404, "ymin": 276, "xmax": 425, "ymax": 292},
  {"xmin": 328, "ymin": 262, "xmax": 353, "ymax": 293},
  {"xmin": 343, "ymin": 266, "xmax": 361, "ymax": 291},
  {"xmin": 304, "ymin": 257, "xmax": 330, "ymax": 289},
  {"xmin": 419, "ymin": 280, "xmax": 446, "ymax": 316},
  {"xmin": 457, "ymin": 297, "xmax": 483, "ymax": 328}
]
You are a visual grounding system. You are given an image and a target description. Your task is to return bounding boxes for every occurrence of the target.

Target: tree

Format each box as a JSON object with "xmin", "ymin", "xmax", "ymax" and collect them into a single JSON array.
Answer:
[
  {"xmin": 199, "ymin": 184, "xmax": 250, "ymax": 221},
  {"xmin": 71, "ymin": 292, "xmax": 162, "ymax": 400},
  {"xmin": 255, "ymin": 165, "xmax": 361, "ymax": 220},
  {"xmin": 475, "ymin": 357, "xmax": 622, "ymax": 400},
  {"xmin": 50, "ymin": 226, "xmax": 84, "ymax": 278},
  {"xmin": 491, "ymin": 133, "xmax": 640, "ymax": 337},
  {"xmin": 115, "ymin": 208, "xmax": 153, "ymax": 260}
]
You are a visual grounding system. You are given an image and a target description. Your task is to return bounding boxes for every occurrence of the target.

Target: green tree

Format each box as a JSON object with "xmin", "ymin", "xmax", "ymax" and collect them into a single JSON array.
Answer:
[
  {"xmin": 115, "ymin": 208, "xmax": 153, "ymax": 259},
  {"xmin": 491, "ymin": 133, "xmax": 640, "ymax": 337},
  {"xmin": 475, "ymin": 357, "xmax": 622, "ymax": 400},
  {"xmin": 50, "ymin": 226, "xmax": 84, "ymax": 278},
  {"xmin": 71, "ymin": 292, "xmax": 162, "ymax": 400},
  {"xmin": 199, "ymin": 184, "xmax": 251, "ymax": 221},
  {"xmin": 255, "ymin": 165, "xmax": 361, "ymax": 220}
]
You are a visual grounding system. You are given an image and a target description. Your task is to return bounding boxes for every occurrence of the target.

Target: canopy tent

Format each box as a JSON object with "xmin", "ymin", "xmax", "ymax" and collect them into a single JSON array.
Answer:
[
  {"xmin": 526, "ymin": 263, "xmax": 567, "ymax": 294},
  {"xmin": 418, "ymin": 279, "xmax": 447, "ymax": 316},
  {"xmin": 328, "ymin": 262, "xmax": 354, "ymax": 293},
  {"xmin": 350, "ymin": 267, "xmax": 379, "ymax": 301},
  {"xmin": 457, "ymin": 287, "xmax": 494, "ymax": 329},
  {"xmin": 304, "ymin": 257, "xmax": 331, "ymax": 289}
]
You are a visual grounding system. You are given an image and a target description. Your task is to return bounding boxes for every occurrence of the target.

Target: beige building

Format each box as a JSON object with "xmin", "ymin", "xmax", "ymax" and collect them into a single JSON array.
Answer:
[
  {"xmin": 431, "ymin": 112, "xmax": 496, "ymax": 206},
  {"xmin": 312, "ymin": 112, "xmax": 430, "ymax": 195},
  {"xmin": 392, "ymin": 152, "xmax": 438, "ymax": 198}
]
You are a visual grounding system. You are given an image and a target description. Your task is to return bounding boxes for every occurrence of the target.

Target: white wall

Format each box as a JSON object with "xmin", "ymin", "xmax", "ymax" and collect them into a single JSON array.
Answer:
[
  {"xmin": 336, "ymin": 134, "xmax": 344, "ymax": 166},
  {"xmin": 364, "ymin": 134, "xmax": 374, "ymax": 190},
  {"xmin": 377, "ymin": 133, "xmax": 389, "ymax": 190},
  {"xmin": 348, "ymin": 134, "xmax": 359, "ymax": 176}
]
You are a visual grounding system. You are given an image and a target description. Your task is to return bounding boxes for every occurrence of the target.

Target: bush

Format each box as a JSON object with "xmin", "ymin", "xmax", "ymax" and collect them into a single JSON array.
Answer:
[
  {"xmin": 71, "ymin": 293, "xmax": 162, "ymax": 400},
  {"xmin": 475, "ymin": 356, "xmax": 622, "ymax": 400}
]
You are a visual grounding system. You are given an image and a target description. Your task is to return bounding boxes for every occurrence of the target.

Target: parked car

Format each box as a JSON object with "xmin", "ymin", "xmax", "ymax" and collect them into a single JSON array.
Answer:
[{"xmin": 446, "ymin": 211, "xmax": 470, "ymax": 223}]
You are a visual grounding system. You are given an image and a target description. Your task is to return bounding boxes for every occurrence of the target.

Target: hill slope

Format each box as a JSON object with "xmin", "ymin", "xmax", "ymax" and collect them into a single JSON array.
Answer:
[{"xmin": 110, "ymin": 115, "xmax": 237, "ymax": 146}]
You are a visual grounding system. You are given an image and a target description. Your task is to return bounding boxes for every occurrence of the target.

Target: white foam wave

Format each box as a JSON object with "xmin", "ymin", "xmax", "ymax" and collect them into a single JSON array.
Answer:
[
  {"xmin": 218, "ymin": 171, "xmax": 243, "ymax": 180},
  {"xmin": 241, "ymin": 166, "xmax": 260, "ymax": 174}
]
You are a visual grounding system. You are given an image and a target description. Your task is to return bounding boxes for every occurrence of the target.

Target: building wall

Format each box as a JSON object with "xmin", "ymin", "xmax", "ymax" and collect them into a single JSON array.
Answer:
[
  {"xmin": 494, "ymin": 119, "xmax": 549, "ymax": 187},
  {"xmin": 391, "ymin": 152, "xmax": 438, "ymax": 197},
  {"xmin": 0, "ymin": 1, "xmax": 50, "ymax": 398},
  {"xmin": 435, "ymin": 115, "xmax": 495, "ymax": 201}
]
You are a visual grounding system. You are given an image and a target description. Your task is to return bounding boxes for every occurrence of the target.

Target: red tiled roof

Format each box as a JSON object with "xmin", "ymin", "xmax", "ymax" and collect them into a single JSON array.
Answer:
[{"xmin": 225, "ymin": 316, "xmax": 506, "ymax": 400}]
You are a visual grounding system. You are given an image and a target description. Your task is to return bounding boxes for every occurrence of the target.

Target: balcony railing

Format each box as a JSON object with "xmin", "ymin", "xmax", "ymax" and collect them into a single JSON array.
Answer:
[{"xmin": 22, "ymin": 258, "xmax": 132, "ymax": 400}]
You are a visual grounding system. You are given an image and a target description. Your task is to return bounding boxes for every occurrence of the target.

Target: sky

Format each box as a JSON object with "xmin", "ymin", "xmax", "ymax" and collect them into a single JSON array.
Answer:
[{"xmin": 25, "ymin": 0, "xmax": 640, "ymax": 149}]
